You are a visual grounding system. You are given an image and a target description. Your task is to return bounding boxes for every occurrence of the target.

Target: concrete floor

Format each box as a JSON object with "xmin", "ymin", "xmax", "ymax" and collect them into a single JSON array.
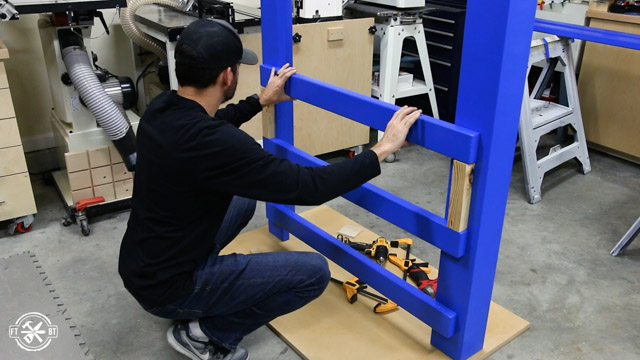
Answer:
[{"xmin": 1, "ymin": 141, "xmax": 639, "ymax": 360}]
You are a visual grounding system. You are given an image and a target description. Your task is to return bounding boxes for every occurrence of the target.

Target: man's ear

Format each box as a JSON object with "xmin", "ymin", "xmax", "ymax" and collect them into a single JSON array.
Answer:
[{"xmin": 222, "ymin": 67, "xmax": 234, "ymax": 87}]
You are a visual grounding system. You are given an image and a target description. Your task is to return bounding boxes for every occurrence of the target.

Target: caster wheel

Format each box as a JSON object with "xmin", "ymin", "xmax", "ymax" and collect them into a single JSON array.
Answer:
[
  {"xmin": 62, "ymin": 216, "xmax": 73, "ymax": 227},
  {"xmin": 15, "ymin": 222, "xmax": 33, "ymax": 233},
  {"xmin": 384, "ymin": 153, "xmax": 397, "ymax": 163},
  {"xmin": 80, "ymin": 220, "xmax": 90, "ymax": 236}
]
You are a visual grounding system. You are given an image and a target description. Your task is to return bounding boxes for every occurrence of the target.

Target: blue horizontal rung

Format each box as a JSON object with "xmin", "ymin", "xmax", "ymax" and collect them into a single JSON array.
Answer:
[
  {"xmin": 260, "ymin": 65, "xmax": 479, "ymax": 164},
  {"xmin": 534, "ymin": 19, "xmax": 640, "ymax": 51},
  {"xmin": 267, "ymin": 203, "xmax": 457, "ymax": 338},
  {"xmin": 264, "ymin": 138, "xmax": 467, "ymax": 258}
]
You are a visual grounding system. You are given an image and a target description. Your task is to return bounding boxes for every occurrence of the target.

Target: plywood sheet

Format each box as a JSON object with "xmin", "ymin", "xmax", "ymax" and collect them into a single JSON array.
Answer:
[
  {"xmin": 235, "ymin": 19, "xmax": 372, "ymax": 155},
  {"xmin": 222, "ymin": 206, "xmax": 529, "ymax": 360},
  {"xmin": 291, "ymin": 19, "xmax": 373, "ymax": 155},
  {"xmin": 578, "ymin": 18, "xmax": 640, "ymax": 160}
]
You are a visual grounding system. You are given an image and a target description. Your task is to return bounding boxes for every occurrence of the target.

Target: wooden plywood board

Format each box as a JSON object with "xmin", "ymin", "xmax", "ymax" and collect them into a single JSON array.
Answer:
[
  {"xmin": 232, "ymin": 32, "xmax": 264, "ymax": 140},
  {"xmin": 222, "ymin": 206, "xmax": 529, "ymax": 360},
  {"xmin": 578, "ymin": 18, "xmax": 640, "ymax": 160},
  {"xmin": 235, "ymin": 19, "xmax": 372, "ymax": 155},
  {"xmin": 291, "ymin": 19, "xmax": 372, "ymax": 155}
]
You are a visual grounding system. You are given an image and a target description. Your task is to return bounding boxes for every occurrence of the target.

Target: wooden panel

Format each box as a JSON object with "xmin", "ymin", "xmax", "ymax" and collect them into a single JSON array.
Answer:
[
  {"xmin": 447, "ymin": 161, "xmax": 474, "ymax": 232},
  {"xmin": 93, "ymin": 183, "xmax": 116, "ymax": 202},
  {"xmin": 0, "ymin": 173, "xmax": 36, "ymax": 221},
  {"xmin": 0, "ymin": 62, "xmax": 8, "ymax": 89},
  {"xmin": 88, "ymin": 146, "xmax": 111, "ymax": 168},
  {"xmin": 0, "ymin": 40, "xmax": 8, "ymax": 60},
  {"xmin": 0, "ymin": 145, "xmax": 27, "ymax": 177},
  {"xmin": 112, "ymin": 162, "xmax": 133, "ymax": 182},
  {"xmin": 71, "ymin": 187, "xmax": 94, "ymax": 203},
  {"xmin": 0, "ymin": 118, "xmax": 20, "ymax": 148},
  {"xmin": 65, "ymin": 151, "xmax": 90, "ymax": 172},
  {"xmin": 236, "ymin": 20, "xmax": 373, "ymax": 154},
  {"xmin": 109, "ymin": 145, "xmax": 123, "ymax": 164},
  {"xmin": 90, "ymin": 166, "xmax": 113, "ymax": 186},
  {"xmin": 0, "ymin": 88, "xmax": 15, "ymax": 119},
  {"xmin": 233, "ymin": 33, "xmax": 264, "ymax": 140},
  {"xmin": 67, "ymin": 170, "xmax": 93, "ymax": 191},
  {"xmin": 222, "ymin": 206, "xmax": 529, "ymax": 360},
  {"xmin": 292, "ymin": 19, "xmax": 373, "ymax": 155},
  {"xmin": 578, "ymin": 18, "xmax": 640, "ymax": 160},
  {"xmin": 114, "ymin": 179, "xmax": 133, "ymax": 199}
]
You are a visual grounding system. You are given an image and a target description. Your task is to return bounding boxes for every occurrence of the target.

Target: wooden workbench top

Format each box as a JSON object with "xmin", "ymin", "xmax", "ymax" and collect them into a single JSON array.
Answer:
[{"xmin": 586, "ymin": 9, "xmax": 640, "ymax": 25}]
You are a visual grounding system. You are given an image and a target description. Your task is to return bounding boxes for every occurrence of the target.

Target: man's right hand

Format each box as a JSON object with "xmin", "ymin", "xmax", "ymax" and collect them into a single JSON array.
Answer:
[{"xmin": 371, "ymin": 106, "xmax": 422, "ymax": 162}]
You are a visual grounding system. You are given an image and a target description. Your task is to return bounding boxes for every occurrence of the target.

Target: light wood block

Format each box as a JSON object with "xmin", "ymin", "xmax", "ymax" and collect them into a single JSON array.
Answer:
[
  {"xmin": 65, "ymin": 151, "xmax": 90, "ymax": 172},
  {"xmin": 0, "ymin": 88, "xmax": 15, "ymax": 120},
  {"xmin": 114, "ymin": 179, "xmax": 133, "ymax": 199},
  {"xmin": 88, "ymin": 146, "xmax": 111, "ymax": 168},
  {"xmin": 67, "ymin": 170, "xmax": 92, "ymax": 191},
  {"xmin": 93, "ymin": 183, "xmax": 116, "ymax": 202},
  {"xmin": 109, "ymin": 145, "xmax": 123, "ymax": 164},
  {"xmin": 90, "ymin": 166, "xmax": 113, "ymax": 186},
  {"xmin": 0, "ymin": 62, "xmax": 8, "ymax": 89},
  {"xmin": 111, "ymin": 163, "xmax": 133, "ymax": 182},
  {"xmin": 0, "ymin": 173, "xmax": 36, "ymax": 221},
  {"xmin": 71, "ymin": 187, "xmax": 94, "ymax": 203},
  {"xmin": 0, "ymin": 118, "xmax": 20, "ymax": 148},
  {"xmin": 579, "ymin": 17, "xmax": 640, "ymax": 162},
  {"xmin": 222, "ymin": 206, "xmax": 529, "ymax": 360},
  {"xmin": 0, "ymin": 145, "xmax": 27, "ymax": 177},
  {"xmin": 447, "ymin": 161, "xmax": 474, "ymax": 232}
]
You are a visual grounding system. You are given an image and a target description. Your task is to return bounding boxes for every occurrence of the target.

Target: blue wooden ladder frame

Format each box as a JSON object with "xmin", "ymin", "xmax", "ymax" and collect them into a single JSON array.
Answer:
[{"xmin": 259, "ymin": 1, "xmax": 536, "ymax": 359}]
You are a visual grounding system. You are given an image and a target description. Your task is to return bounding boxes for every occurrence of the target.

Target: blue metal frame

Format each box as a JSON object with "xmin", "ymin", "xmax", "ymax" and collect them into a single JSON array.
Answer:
[
  {"xmin": 260, "ymin": 1, "xmax": 535, "ymax": 359},
  {"xmin": 534, "ymin": 19, "xmax": 640, "ymax": 50}
]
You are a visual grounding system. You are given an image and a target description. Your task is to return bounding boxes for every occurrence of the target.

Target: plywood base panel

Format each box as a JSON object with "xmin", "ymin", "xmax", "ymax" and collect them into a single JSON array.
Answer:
[{"xmin": 221, "ymin": 206, "xmax": 529, "ymax": 360}]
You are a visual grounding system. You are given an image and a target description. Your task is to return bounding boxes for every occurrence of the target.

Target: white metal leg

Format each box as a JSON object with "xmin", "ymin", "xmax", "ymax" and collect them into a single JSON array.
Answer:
[{"xmin": 374, "ymin": 19, "xmax": 440, "ymax": 144}]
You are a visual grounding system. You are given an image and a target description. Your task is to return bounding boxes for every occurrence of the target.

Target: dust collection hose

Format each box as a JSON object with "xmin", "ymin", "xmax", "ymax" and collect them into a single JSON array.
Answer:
[
  {"xmin": 59, "ymin": 30, "xmax": 137, "ymax": 171},
  {"xmin": 120, "ymin": 0, "xmax": 194, "ymax": 61}
]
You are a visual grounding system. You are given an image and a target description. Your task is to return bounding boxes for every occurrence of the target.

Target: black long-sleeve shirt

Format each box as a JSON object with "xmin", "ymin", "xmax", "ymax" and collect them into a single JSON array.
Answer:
[{"xmin": 118, "ymin": 91, "xmax": 381, "ymax": 307}]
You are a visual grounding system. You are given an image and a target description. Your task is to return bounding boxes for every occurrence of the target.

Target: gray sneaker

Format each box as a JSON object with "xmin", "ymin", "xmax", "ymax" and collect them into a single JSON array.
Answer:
[{"xmin": 166, "ymin": 322, "xmax": 249, "ymax": 360}]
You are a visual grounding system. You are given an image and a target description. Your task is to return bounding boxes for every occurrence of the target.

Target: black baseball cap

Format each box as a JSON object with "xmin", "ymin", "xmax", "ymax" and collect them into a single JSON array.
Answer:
[{"xmin": 175, "ymin": 19, "xmax": 258, "ymax": 69}]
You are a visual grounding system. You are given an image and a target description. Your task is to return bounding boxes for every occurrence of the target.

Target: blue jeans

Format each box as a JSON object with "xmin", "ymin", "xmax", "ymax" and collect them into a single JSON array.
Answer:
[{"xmin": 144, "ymin": 197, "xmax": 331, "ymax": 350}]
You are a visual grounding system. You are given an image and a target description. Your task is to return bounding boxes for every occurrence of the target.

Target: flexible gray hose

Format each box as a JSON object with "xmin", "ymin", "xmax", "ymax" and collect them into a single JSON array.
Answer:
[
  {"xmin": 62, "ymin": 46, "xmax": 130, "ymax": 140},
  {"xmin": 120, "ymin": 0, "xmax": 194, "ymax": 61}
]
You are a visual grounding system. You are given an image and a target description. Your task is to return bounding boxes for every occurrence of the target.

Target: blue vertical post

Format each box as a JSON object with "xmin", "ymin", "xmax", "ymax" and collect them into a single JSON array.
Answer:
[
  {"xmin": 431, "ymin": 1, "xmax": 536, "ymax": 359},
  {"xmin": 261, "ymin": 0, "xmax": 294, "ymax": 240}
]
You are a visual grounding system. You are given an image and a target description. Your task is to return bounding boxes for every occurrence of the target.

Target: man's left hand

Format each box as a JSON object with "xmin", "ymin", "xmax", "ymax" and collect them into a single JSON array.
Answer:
[{"xmin": 259, "ymin": 63, "xmax": 297, "ymax": 107}]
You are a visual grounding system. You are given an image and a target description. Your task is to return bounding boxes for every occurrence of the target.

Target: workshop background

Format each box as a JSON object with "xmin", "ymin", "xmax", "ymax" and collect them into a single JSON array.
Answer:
[{"xmin": 1, "ymin": 0, "xmax": 639, "ymax": 359}]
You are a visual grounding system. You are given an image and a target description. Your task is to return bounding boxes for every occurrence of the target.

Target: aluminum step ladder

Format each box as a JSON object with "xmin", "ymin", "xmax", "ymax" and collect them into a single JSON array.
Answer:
[{"xmin": 519, "ymin": 36, "xmax": 591, "ymax": 204}]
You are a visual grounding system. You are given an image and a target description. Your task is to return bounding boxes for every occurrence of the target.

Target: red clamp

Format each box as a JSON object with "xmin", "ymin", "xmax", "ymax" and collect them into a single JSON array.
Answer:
[{"xmin": 75, "ymin": 196, "xmax": 105, "ymax": 212}]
